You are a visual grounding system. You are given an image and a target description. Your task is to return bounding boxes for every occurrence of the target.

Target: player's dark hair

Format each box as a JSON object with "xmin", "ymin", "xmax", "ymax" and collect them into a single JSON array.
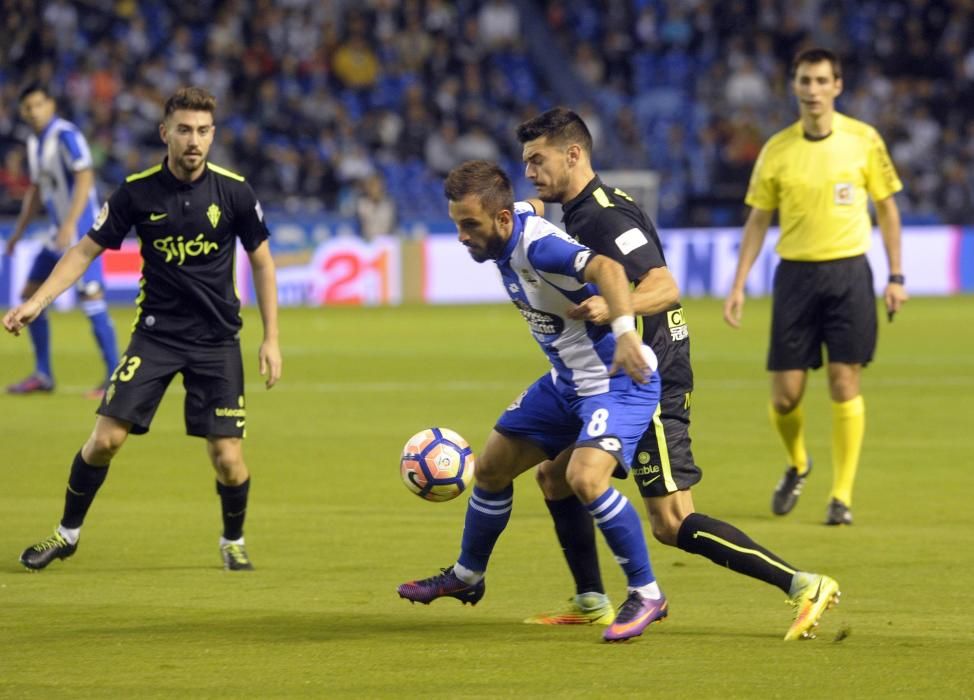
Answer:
[
  {"xmin": 516, "ymin": 107, "xmax": 593, "ymax": 155},
  {"xmin": 444, "ymin": 160, "xmax": 514, "ymax": 216},
  {"xmin": 18, "ymin": 82, "xmax": 52, "ymax": 102},
  {"xmin": 791, "ymin": 48, "xmax": 842, "ymax": 79},
  {"xmin": 164, "ymin": 87, "xmax": 217, "ymax": 119}
]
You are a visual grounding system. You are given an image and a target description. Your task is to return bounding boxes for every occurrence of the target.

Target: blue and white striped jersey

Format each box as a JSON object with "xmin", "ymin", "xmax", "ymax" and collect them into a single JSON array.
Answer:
[
  {"xmin": 26, "ymin": 117, "xmax": 100, "ymax": 246},
  {"xmin": 496, "ymin": 202, "xmax": 625, "ymax": 397}
]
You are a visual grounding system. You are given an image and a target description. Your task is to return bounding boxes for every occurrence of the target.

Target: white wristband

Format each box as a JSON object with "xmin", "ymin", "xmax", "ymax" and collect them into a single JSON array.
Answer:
[{"xmin": 611, "ymin": 316, "xmax": 636, "ymax": 338}]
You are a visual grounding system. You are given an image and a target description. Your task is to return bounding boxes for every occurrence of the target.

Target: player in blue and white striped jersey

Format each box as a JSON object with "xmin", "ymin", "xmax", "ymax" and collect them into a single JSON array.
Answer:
[
  {"xmin": 397, "ymin": 160, "xmax": 668, "ymax": 643},
  {"xmin": 4, "ymin": 83, "xmax": 118, "ymax": 396}
]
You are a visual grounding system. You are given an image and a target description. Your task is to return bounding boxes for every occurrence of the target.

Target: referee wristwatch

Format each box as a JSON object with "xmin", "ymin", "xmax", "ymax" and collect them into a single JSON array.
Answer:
[{"xmin": 888, "ymin": 274, "xmax": 905, "ymax": 284}]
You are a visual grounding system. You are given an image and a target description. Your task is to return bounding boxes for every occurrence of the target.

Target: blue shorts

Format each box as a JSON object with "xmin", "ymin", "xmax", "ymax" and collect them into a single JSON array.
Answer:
[
  {"xmin": 495, "ymin": 371, "xmax": 661, "ymax": 476},
  {"xmin": 29, "ymin": 246, "xmax": 106, "ymax": 296}
]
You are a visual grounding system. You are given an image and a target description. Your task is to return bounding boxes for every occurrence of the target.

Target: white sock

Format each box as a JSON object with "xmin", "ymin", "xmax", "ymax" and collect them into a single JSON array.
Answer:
[
  {"xmin": 57, "ymin": 524, "xmax": 80, "ymax": 545},
  {"xmin": 452, "ymin": 562, "xmax": 483, "ymax": 584},
  {"xmin": 220, "ymin": 536, "xmax": 245, "ymax": 547},
  {"xmin": 630, "ymin": 581, "xmax": 662, "ymax": 600}
]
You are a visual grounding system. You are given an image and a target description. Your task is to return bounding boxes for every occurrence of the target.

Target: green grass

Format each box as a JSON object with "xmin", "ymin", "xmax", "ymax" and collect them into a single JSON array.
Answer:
[{"xmin": 1, "ymin": 297, "xmax": 973, "ymax": 698}]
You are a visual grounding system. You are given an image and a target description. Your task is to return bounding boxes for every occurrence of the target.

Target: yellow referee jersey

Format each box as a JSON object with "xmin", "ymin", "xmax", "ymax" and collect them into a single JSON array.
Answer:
[{"xmin": 745, "ymin": 112, "xmax": 903, "ymax": 261}]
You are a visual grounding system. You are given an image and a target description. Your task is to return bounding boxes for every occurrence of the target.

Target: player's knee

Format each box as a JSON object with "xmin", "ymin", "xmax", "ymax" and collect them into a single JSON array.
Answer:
[
  {"xmin": 649, "ymin": 516, "xmax": 680, "ymax": 546},
  {"xmin": 564, "ymin": 467, "xmax": 605, "ymax": 504},
  {"xmin": 473, "ymin": 457, "xmax": 510, "ymax": 492},
  {"xmin": 84, "ymin": 432, "xmax": 126, "ymax": 462},
  {"xmin": 771, "ymin": 395, "xmax": 800, "ymax": 414},
  {"xmin": 534, "ymin": 461, "xmax": 562, "ymax": 499},
  {"xmin": 208, "ymin": 440, "xmax": 247, "ymax": 483}
]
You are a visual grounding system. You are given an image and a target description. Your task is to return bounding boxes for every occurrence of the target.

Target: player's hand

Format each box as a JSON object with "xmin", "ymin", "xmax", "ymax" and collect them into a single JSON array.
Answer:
[
  {"xmin": 567, "ymin": 296, "xmax": 609, "ymax": 324},
  {"xmin": 54, "ymin": 223, "xmax": 74, "ymax": 251},
  {"xmin": 609, "ymin": 331, "xmax": 652, "ymax": 384},
  {"xmin": 723, "ymin": 288, "xmax": 745, "ymax": 328},
  {"xmin": 258, "ymin": 338, "xmax": 282, "ymax": 389},
  {"xmin": 3, "ymin": 299, "xmax": 43, "ymax": 336},
  {"xmin": 884, "ymin": 281, "xmax": 908, "ymax": 320}
]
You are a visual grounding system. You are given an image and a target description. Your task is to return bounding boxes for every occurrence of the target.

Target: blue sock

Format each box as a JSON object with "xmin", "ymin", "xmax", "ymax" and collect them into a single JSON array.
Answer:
[
  {"xmin": 586, "ymin": 487, "xmax": 654, "ymax": 587},
  {"xmin": 28, "ymin": 309, "xmax": 52, "ymax": 378},
  {"xmin": 82, "ymin": 300, "xmax": 119, "ymax": 380},
  {"xmin": 456, "ymin": 484, "xmax": 514, "ymax": 574}
]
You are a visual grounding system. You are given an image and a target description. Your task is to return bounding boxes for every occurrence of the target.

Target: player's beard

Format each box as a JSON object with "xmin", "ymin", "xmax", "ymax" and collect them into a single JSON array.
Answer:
[
  {"xmin": 177, "ymin": 149, "xmax": 206, "ymax": 175},
  {"xmin": 466, "ymin": 223, "xmax": 506, "ymax": 263}
]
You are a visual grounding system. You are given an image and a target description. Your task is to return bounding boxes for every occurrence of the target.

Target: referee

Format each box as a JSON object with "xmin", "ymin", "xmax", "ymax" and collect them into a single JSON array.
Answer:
[
  {"xmin": 723, "ymin": 48, "xmax": 907, "ymax": 525},
  {"xmin": 5, "ymin": 87, "xmax": 282, "ymax": 570}
]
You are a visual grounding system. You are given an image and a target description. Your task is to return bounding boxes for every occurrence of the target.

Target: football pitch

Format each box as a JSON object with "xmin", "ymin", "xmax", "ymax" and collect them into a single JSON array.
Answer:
[{"xmin": 1, "ymin": 297, "xmax": 972, "ymax": 698}]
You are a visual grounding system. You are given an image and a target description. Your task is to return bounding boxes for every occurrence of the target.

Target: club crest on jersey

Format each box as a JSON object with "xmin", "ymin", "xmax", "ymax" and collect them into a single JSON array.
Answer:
[{"xmin": 207, "ymin": 203, "xmax": 221, "ymax": 228}]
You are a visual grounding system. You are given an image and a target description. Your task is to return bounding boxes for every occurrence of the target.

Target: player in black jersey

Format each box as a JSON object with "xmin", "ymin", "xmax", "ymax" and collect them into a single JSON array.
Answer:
[
  {"xmin": 4, "ymin": 87, "xmax": 281, "ymax": 573},
  {"xmin": 515, "ymin": 108, "xmax": 839, "ymax": 640}
]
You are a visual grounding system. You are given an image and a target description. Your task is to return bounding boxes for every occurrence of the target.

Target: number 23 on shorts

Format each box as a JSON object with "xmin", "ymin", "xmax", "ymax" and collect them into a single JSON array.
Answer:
[{"xmin": 110, "ymin": 355, "xmax": 142, "ymax": 382}]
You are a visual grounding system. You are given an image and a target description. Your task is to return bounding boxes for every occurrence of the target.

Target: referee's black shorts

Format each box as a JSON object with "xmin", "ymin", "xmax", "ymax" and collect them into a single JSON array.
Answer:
[
  {"xmin": 767, "ymin": 255, "xmax": 877, "ymax": 371},
  {"xmin": 631, "ymin": 391, "xmax": 703, "ymax": 498},
  {"xmin": 97, "ymin": 331, "xmax": 247, "ymax": 437}
]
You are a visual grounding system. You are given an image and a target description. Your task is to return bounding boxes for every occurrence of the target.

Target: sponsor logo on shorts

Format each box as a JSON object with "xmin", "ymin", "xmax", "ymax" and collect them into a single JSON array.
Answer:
[{"xmin": 667, "ymin": 307, "xmax": 688, "ymax": 341}]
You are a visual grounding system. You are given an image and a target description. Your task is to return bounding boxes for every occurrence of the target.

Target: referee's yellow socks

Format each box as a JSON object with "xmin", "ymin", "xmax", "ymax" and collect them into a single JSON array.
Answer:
[
  {"xmin": 769, "ymin": 402, "xmax": 809, "ymax": 474},
  {"xmin": 831, "ymin": 395, "xmax": 865, "ymax": 506}
]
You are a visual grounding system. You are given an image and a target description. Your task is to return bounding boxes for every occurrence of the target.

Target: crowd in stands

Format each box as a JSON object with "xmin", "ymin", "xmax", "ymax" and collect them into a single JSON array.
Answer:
[{"xmin": 1, "ymin": 0, "xmax": 972, "ymax": 229}]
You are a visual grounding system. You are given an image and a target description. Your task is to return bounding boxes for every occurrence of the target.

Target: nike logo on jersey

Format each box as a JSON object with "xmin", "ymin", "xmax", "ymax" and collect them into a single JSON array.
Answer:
[{"xmin": 149, "ymin": 212, "xmax": 168, "ymax": 221}]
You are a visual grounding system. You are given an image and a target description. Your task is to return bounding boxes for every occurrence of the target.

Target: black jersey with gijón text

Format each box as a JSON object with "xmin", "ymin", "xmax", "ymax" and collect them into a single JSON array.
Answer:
[
  {"xmin": 561, "ymin": 176, "xmax": 693, "ymax": 396},
  {"xmin": 88, "ymin": 160, "xmax": 269, "ymax": 344}
]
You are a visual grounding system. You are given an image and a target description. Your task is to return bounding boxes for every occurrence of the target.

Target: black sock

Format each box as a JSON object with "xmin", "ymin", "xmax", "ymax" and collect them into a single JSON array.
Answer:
[
  {"xmin": 676, "ymin": 513, "xmax": 796, "ymax": 593},
  {"xmin": 217, "ymin": 479, "xmax": 250, "ymax": 541},
  {"xmin": 545, "ymin": 496, "xmax": 604, "ymax": 595},
  {"xmin": 61, "ymin": 452, "xmax": 109, "ymax": 529}
]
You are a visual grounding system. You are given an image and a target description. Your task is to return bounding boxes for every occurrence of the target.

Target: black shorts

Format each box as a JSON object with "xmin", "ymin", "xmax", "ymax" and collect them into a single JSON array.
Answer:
[
  {"xmin": 631, "ymin": 391, "xmax": 703, "ymax": 498},
  {"xmin": 768, "ymin": 255, "xmax": 877, "ymax": 371},
  {"xmin": 97, "ymin": 331, "xmax": 246, "ymax": 437}
]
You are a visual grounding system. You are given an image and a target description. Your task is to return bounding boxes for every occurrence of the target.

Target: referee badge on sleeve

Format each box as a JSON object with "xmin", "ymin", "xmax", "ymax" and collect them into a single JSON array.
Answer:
[{"xmin": 833, "ymin": 183, "xmax": 854, "ymax": 205}]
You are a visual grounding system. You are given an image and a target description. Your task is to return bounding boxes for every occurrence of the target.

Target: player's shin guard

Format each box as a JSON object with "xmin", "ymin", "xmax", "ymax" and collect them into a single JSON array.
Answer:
[
  {"xmin": 82, "ymin": 299, "xmax": 119, "ymax": 378},
  {"xmin": 456, "ymin": 484, "xmax": 513, "ymax": 575},
  {"xmin": 770, "ymin": 401, "xmax": 809, "ymax": 473},
  {"xmin": 831, "ymin": 396, "xmax": 864, "ymax": 506},
  {"xmin": 216, "ymin": 478, "xmax": 250, "ymax": 541},
  {"xmin": 677, "ymin": 513, "xmax": 797, "ymax": 592},
  {"xmin": 546, "ymin": 496, "xmax": 605, "ymax": 595},
  {"xmin": 586, "ymin": 488, "xmax": 654, "ymax": 587},
  {"xmin": 62, "ymin": 452, "xmax": 109, "ymax": 528},
  {"xmin": 28, "ymin": 309, "xmax": 52, "ymax": 379}
]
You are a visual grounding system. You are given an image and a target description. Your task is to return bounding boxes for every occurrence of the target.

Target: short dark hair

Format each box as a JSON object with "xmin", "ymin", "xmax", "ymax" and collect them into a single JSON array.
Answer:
[
  {"xmin": 443, "ymin": 160, "xmax": 514, "ymax": 216},
  {"xmin": 791, "ymin": 48, "xmax": 842, "ymax": 79},
  {"xmin": 18, "ymin": 82, "xmax": 52, "ymax": 103},
  {"xmin": 516, "ymin": 107, "xmax": 593, "ymax": 154},
  {"xmin": 163, "ymin": 87, "xmax": 217, "ymax": 119}
]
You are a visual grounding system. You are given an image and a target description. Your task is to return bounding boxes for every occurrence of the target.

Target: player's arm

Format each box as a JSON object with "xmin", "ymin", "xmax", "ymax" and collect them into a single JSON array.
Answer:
[
  {"xmin": 2, "ymin": 235, "xmax": 104, "ymax": 335},
  {"xmin": 247, "ymin": 239, "xmax": 282, "ymax": 389},
  {"xmin": 582, "ymin": 254, "xmax": 650, "ymax": 384},
  {"xmin": 5, "ymin": 184, "xmax": 42, "ymax": 256},
  {"xmin": 568, "ymin": 265, "xmax": 679, "ymax": 324},
  {"xmin": 875, "ymin": 194, "xmax": 907, "ymax": 318},
  {"xmin": 55, "ymin": 168, "xmax": 95, "ymax": 251},
  {"xmin": 723, "ymin": 206, "xmax": 774, "ymax": 328}
]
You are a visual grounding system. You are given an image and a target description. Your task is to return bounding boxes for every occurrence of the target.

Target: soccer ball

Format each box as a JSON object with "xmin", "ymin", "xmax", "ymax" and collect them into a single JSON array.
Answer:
[{"xmin": 400, "ymin": 427, "xmax": 475, "ymax": 502}]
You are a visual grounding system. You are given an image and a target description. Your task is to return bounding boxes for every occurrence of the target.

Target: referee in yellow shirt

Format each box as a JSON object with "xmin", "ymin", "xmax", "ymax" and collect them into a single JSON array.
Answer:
[{"xmin": 723, "ymin": 48, "xmax": 908, "ymax": 526}]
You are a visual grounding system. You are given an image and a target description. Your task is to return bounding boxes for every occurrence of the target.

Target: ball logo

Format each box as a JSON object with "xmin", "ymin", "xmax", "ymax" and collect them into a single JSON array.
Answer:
[{"xmin": 435, "ymin": 454, "xmax": 453, "ymax": 468}]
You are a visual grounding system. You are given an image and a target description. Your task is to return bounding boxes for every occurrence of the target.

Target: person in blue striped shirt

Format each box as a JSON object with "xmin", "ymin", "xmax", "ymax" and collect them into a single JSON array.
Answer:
[{"xmin": 4, "ymin": 83, "xmax": 118, "ymax": 397}]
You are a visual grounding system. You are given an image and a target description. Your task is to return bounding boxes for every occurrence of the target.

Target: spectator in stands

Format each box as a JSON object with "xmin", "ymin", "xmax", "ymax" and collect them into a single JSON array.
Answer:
[{"xmin": 356, "ymin": 173, "xmax": 398, "ymax": 241}]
